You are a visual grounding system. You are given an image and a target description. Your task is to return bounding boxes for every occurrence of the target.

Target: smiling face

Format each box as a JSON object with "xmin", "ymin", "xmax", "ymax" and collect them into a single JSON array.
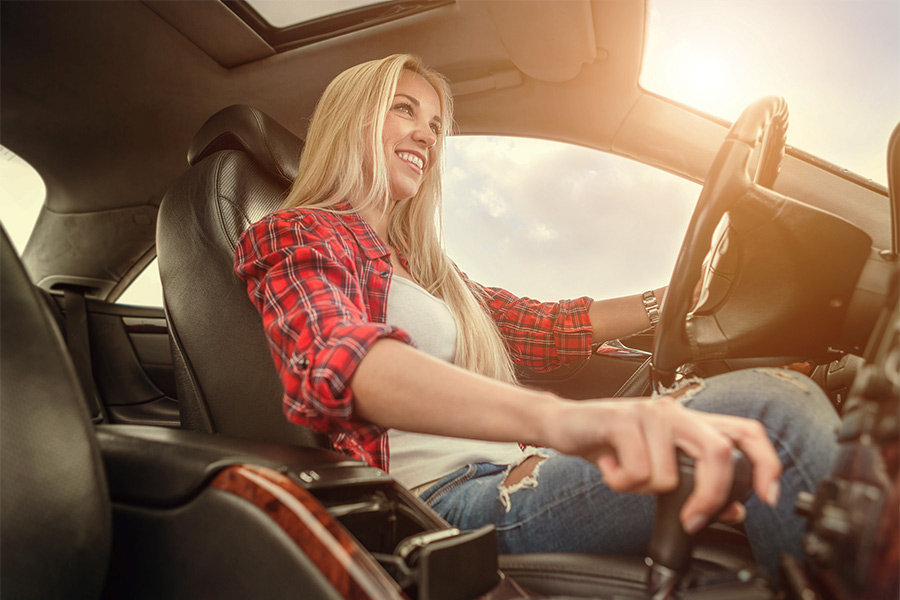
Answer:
[{"xmin": 382, "ymin": 69, "xmax": 443, "ymax": 202}]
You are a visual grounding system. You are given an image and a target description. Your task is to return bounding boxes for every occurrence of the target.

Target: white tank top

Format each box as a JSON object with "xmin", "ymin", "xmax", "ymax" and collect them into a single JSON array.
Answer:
[{"xmin": 385, "ymin": 276, "xmax": 527, "ymax": 489}]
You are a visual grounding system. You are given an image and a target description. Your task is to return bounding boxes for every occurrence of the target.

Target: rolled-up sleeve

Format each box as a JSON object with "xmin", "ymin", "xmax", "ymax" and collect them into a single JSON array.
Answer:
[
  {"xmin": 235, "ymin": 213, "xmax": 411, "ymax": 440},
  {"xmin": 466, "ymin": 279, "xmax": 594, "ymax": 372}
]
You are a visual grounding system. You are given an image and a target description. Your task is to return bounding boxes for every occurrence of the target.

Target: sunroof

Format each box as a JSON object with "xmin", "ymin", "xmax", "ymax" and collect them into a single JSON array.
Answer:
[
  {"xmin": 226, "ymin": 0, "xmax": 454, "ymax": 51},
  {"xmin": 245, "ymin": 0, "xmax": 383, "ymax": 28}
]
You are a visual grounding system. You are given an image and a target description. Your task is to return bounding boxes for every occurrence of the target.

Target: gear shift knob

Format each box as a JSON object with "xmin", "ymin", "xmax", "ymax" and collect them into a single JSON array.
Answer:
[{"xmin": 645, "ymin": 449, "xmax": 754, "ymax": 599}]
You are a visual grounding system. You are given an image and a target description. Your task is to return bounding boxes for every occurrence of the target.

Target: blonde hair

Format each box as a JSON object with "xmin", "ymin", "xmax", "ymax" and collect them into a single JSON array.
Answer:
[{"xmin": 283, "ymin": 54, "xmax": 516, "ymax": 384}]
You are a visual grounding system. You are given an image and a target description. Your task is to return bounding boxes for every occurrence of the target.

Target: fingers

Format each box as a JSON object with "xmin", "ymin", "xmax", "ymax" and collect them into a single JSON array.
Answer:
[
  {"xmin": 592, "ymin": 402, "xmax": 679, "ymax": 494},
  {"xmin": 718, "ymin": 501, "xmax": 747, "ymax": 525},
  {"xmin": 695, "ymin": 412, "xmax": 782, "ymax": 507},
  {"xmin": 677, "ymin": 418, "xmax": 735, "ymax": 533},
  {"xmin": 638, "ymin": 403, "xmax": 680, "ymax": 494},
  {"xmin": 560, "ymin": 397, "xmax": 782, "ymax": 537},
  {"xmin": 593, "ymin": 407, "xmax": 653, "ymax": 491},
  {"xmin": 674, "ymin": 409, "xmax": 781, "ymax": 533}
]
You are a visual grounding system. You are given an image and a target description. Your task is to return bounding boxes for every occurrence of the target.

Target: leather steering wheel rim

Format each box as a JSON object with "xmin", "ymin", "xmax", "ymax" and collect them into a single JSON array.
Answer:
[{"xmin": 652, "ymin": 96, "xmax": 789, "ymax": 389}]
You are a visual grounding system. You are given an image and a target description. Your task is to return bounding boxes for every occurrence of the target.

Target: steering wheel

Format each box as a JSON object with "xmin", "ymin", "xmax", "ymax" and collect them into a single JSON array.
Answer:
[{"xmin": 652, "ymin": 97, "xmax": 789, "ymax": 389}]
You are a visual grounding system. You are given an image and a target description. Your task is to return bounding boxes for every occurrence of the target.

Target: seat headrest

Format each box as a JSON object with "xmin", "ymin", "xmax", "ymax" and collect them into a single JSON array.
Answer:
[{"xmin": 187, "ymin": 105, "xmax": 303, "ymax": 184}]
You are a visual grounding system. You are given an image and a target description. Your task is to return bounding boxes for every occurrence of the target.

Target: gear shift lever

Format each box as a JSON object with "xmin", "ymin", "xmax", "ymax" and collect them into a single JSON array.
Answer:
[{"xmin": 645, "ymin": 449, "xmax": 753, "ymax": 599}]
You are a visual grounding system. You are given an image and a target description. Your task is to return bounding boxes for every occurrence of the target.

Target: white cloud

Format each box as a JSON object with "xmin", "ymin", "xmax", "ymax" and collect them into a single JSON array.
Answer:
[
  {"xmin": 473, "ymin": 188, "xmax": 508, "ymax": 218},
  {"xmin": 529, "ymin": 223, "xmax": 558, "ymax": 241}
]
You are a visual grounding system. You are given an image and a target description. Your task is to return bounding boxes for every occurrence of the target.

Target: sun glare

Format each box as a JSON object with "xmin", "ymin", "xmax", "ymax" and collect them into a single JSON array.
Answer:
[
  {"xmin": 643, "ymin": 0, "xmax": 900, "ymax": 186},
  {"xmin": 682, "ymin": 52, "xmax": 729, "ymax": 108}
]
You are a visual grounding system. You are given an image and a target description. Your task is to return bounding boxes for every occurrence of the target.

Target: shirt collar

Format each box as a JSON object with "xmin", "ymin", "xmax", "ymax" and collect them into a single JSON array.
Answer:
[{"xmin": 334, "ymin": 201, "xmax": 390, "ymax": 261}]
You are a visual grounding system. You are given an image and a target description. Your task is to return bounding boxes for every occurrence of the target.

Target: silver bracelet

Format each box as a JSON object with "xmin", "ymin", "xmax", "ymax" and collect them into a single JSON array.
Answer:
[{"xmin": 642, "ymin": 290, "xmax": 660, "ymax": 326}]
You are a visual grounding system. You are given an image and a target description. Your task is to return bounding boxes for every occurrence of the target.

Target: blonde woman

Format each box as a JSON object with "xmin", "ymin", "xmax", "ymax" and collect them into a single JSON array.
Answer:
[{"xmin": 235, "ymin": 54, "xmax": 838, "ymax": 578}]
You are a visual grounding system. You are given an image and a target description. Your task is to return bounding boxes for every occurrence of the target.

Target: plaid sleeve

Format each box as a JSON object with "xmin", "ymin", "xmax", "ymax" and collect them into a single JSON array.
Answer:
[
  {"xmin": 466, "ymin": 278, "xmax": 594, "ymax": 372},
  {"xmin": 234, "ymin": 212, "xmax": 410, "ymax": 445}
]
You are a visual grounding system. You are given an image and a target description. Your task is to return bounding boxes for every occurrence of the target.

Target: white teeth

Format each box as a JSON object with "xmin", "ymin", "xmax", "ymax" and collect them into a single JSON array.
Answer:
[{"xmin": 398, "ymin": 152, "xmax": 424, "ymax": 170}]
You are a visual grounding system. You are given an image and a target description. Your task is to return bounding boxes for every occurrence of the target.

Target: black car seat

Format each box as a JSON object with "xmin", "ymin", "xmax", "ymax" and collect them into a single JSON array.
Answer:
[
  {"xmin": 0, "ymin": 225, "xmax": 416, "ymax": 599},
  {"xmin": 157, "ymin": 105, "xmax": 323, "ymax": 448},
  {"xmin": 1, "ymin": 226, "xmax": 112, "ymax": 598}
]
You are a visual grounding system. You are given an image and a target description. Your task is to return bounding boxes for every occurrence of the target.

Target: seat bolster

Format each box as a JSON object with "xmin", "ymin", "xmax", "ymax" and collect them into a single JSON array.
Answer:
[
  {"xmin": 97, "ymin": 424, "xmax": 381, "ymax": 507},
  {"xmin": 186, "ymin": 104, "xmax": 303, "ymax": 182},
  {"xmin": 157, "ymin": 151, "xmax": 325, "ymax": 449}
]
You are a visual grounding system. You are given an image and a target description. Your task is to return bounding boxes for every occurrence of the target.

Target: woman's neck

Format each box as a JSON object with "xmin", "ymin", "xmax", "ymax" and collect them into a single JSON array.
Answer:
[
  {"xmin": 353, "ymin": 202, "xmax": 414, "ymax": 280},
  {"xmin": 353, "ymin": 202, "xmax": 387, "ymax": 240}
]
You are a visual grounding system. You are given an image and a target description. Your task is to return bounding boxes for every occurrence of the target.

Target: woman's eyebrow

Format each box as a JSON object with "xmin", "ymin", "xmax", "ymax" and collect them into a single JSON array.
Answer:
[
  {"xmin": 395, "ymin": 93, "xmax": 420, "ymax": 106},
  {"xmin": 394, "ymin": 93, "xmax": 442, "ymax": 125}
]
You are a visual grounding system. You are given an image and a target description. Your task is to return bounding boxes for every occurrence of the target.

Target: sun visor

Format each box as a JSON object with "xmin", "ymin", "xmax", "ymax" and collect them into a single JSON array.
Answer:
[
  {"xmin": 612, "ymin": 94, "xmax": 726, "ymax": 182},
  {"xmin": 485, "ymin": 0, "xmax": 596, "ymax": 82}
]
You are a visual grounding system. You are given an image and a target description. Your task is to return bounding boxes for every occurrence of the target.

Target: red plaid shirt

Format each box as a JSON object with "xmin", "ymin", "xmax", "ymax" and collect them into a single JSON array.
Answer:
[{"xmin": 234, "ymin": 206, "xmax": 594, "ymax": 471}]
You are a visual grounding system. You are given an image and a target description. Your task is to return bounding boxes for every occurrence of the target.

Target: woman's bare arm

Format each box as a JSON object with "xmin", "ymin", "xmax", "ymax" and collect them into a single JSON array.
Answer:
[
  {"xmin": 588, "ymin": 286, "xmax": 667, "ymax": 343},
  {"xmin": 351, "ymin": 337, "xmax": 781, "ymax": 533}
]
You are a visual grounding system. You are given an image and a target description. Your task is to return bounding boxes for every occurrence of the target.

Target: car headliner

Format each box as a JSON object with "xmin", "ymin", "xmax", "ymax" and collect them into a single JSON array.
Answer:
[{"xmin": 0, "ymin": 0, "xmax": 889, "ymax": 299}]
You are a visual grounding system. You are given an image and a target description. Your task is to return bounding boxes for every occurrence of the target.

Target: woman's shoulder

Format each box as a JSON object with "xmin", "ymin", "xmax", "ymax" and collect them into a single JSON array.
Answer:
[
  {"xmin": 241, "ymin": 205, "xmax": 370, "ymax": 262},
  {"xmin": 257, "ymin": 206, "xmax": 343, "ymax": 227},
  {"xmin": 247, "ymin": 206, "xmax": 350, "ymax": 241}
]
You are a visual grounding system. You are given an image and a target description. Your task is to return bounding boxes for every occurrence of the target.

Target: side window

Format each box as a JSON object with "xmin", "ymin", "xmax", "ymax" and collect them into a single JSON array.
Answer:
[
  {"xmin": 442, "ymin": 136, "xmax": 700, "ymax": 301},
  {"xmin": 0, "ymin": 147, "xmax": 45, "ymax": 254},
  {"xmin": 116, "ymin": 258, "xmax": 164, "ymax": 307},
  {"xmin": 1, "ymin": 146, "xmax": 165, "ymax": 307}
]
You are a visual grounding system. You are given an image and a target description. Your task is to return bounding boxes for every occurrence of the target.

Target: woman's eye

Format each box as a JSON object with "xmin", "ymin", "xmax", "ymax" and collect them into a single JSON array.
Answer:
[
  {"xmin": 430, "ymin": 123, "xmax": 442, "ymax": 135},
  {"xmin": 393, "ymin": 103, "xmax": 413, "ymax": 116}
]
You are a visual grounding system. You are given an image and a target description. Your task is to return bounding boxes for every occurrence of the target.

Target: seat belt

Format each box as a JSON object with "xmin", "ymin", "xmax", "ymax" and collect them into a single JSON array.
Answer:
[{"xmin": 63, "ymin": 288, "xmax": 107, "ymax": 423}]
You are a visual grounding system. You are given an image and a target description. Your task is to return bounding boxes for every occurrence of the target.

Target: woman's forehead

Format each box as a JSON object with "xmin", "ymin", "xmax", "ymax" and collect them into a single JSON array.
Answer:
[{"xmin": 396, "ymin": 70, "xmax": 441, "ymax": 114}]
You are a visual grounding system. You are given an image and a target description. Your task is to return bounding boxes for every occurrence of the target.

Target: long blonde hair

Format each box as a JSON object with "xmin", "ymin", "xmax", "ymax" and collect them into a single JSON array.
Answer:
[{"xmin": 282, "ymin": 54, "xmax": 516, "ymax": 384}]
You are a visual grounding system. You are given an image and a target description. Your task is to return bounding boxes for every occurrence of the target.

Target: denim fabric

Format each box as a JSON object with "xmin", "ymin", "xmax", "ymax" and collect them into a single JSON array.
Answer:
[{"xmin": 418, "ymin": 368, "xmax": 840, "ymax": 580}]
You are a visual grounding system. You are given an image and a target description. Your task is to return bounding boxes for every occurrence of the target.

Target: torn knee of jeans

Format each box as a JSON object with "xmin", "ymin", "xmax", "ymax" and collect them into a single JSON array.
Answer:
[
  {"xmin": 657, "ymin": 376, "xmax": 706, "ymax": 404},
  {"xmin": 498, "ymin": 454, "xmax": 547, "ymax": 512}
]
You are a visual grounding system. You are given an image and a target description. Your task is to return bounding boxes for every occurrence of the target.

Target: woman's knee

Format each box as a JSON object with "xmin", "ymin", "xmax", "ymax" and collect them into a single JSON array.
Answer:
[
  {"xmin": 680, "ymin": 369, "xmax": 840, "ymax": 472},
  {"xmin": 687, "ymin": 368, "xmax": 837, "ymax": 423}
]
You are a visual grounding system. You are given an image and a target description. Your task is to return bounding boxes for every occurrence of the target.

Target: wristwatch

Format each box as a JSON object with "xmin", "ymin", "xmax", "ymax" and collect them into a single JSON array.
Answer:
[{"xmin": 642, "ymin": 290, "xmax": 660, "ymax": 326}]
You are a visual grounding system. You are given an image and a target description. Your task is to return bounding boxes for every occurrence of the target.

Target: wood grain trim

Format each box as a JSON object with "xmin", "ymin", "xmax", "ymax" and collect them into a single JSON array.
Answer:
[{"xmin": 212, "ymin": 464, "xmax": 406, "ymax": 600}]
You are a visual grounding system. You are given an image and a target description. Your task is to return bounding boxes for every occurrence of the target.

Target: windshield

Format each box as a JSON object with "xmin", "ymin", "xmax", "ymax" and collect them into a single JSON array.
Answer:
[{"xmin": 642, "ymin": 0, "xmax": 899, "ymax": 187}]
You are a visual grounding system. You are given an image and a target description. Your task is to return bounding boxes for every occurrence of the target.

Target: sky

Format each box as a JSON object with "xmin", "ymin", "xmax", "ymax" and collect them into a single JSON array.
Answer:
[
  {"xmin": 2, "ymin": 0, "xmax": 898, "ymax": 306},
  {"xmin": 441, "ymin": 137, "xmax": 701, "ymax": 301}
]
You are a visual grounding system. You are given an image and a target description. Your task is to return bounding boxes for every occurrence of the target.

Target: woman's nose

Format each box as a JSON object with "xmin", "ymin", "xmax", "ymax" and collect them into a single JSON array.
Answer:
[{"xmin": 413, "ymin": 121, "xmax": 437, "ymax": 148}]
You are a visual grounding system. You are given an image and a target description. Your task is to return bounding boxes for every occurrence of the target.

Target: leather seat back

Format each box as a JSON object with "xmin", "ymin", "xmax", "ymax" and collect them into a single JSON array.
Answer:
[
  {"xmin": 157, "ymin": 105, "xmax": 323, "ymax": 448},
  {"xmin": 0, "ymin": 226, "xmax": 112, "ymax": 598}
]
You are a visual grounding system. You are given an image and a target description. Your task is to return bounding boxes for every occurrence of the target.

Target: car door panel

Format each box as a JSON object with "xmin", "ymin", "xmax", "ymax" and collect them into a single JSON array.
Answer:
[{"xmin": 59, "ymin": 296, "xmax": 181, "ymax": 427}]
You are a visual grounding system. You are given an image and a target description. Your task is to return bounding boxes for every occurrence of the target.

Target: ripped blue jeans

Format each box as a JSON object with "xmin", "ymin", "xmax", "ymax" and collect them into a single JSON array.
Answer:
[{"xmin": 418, "ymin": 368, "xmax": 840, "ymax": 581}]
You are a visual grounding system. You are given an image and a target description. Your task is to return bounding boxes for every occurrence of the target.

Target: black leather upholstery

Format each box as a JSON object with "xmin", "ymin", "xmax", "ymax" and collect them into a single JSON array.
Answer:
[
  {"xmin": 157, "ymin": 105, "xmax": 323, "ymax": 448},
  {"xmin": 187, "ymin": 104, "xmax": 302, "ymax": 182},
  {"xmin": 1, "ymin": 226, "xmax": 112, "ymax": 598},
  {"xmin": 98, "ymin": 425, "xmax": 389, "ymax": 600},
  {"xmin": 97, "ymin": 424, "xmax": 364, "ymax": 508},
  {"xmin": 0, "ymin": 224, "xmax": 383, "ymax": 599}
]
